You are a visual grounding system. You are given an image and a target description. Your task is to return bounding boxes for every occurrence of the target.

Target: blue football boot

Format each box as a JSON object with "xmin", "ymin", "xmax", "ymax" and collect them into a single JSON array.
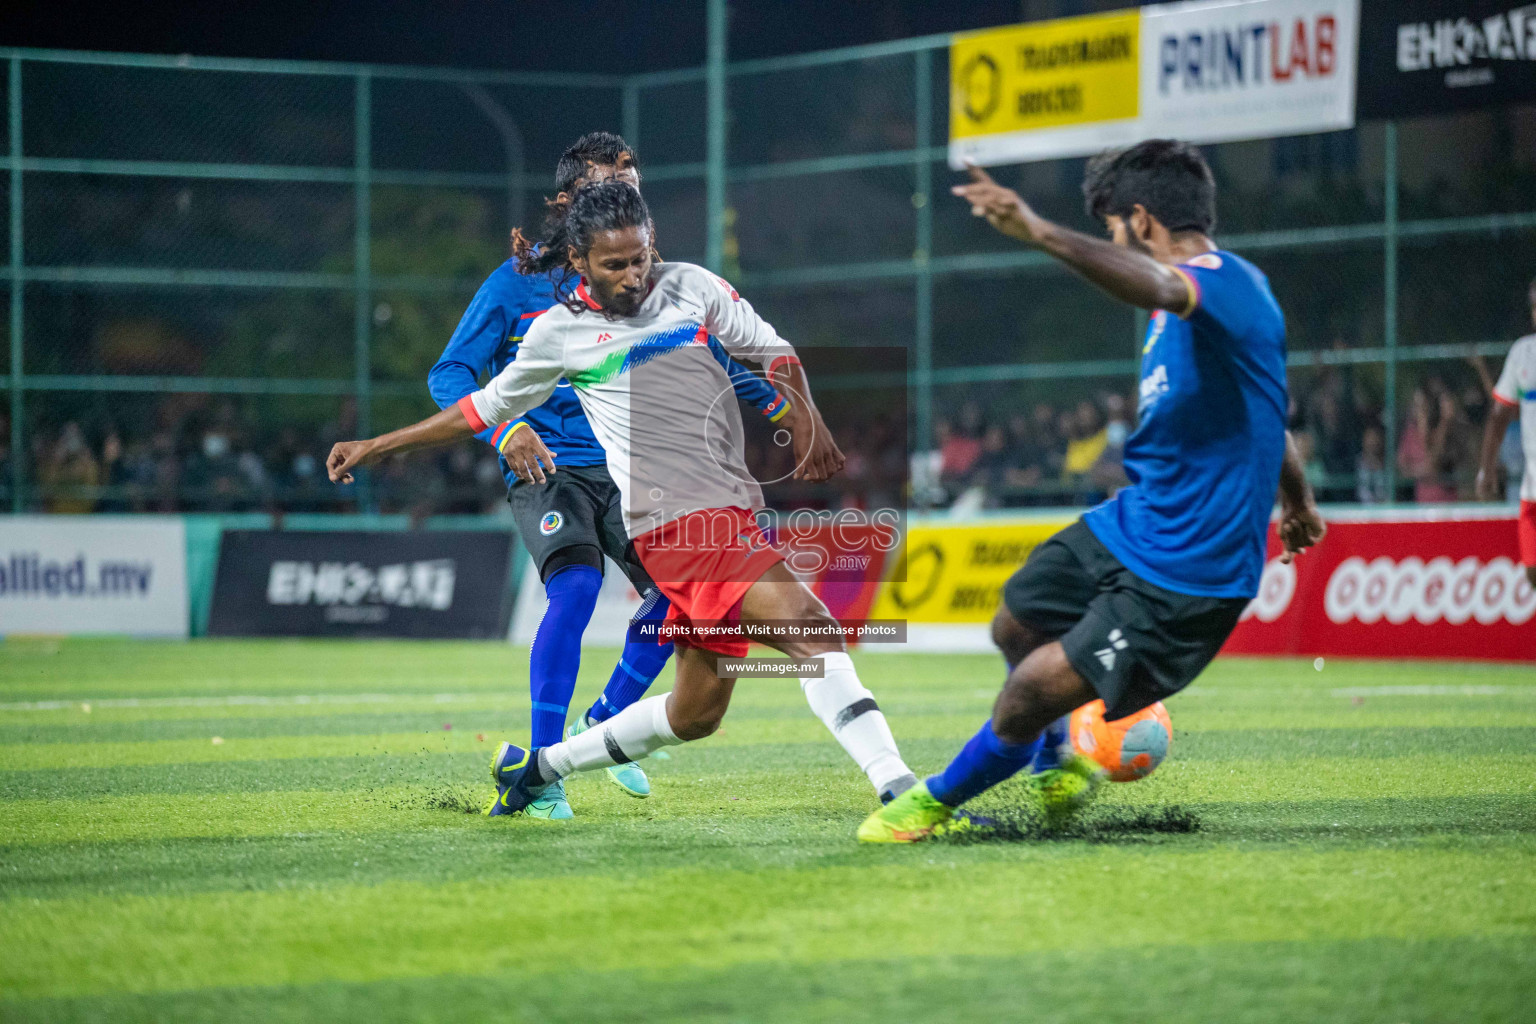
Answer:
[{"xmin": 483, "ymin": 741, "xmax": 545, "ymax": 817}]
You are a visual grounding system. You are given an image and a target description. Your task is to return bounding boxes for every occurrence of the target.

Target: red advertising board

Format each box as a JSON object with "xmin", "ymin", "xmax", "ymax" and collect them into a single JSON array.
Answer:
[{"xmin": 1226, "ymin": 509, "xmax": 1535, "ymax": 661}]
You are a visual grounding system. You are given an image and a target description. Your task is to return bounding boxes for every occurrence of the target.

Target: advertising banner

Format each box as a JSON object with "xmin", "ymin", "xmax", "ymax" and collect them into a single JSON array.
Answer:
[
  {"xmin": 949, "ymin": 9, "xmax": 1143, "ymax": 167},
  {"xmin": 1357, "ymin": 0, "xmax": 1536, "ymax": 118},
  {"xmin": 1140, "ymin": 0, "xmax": 1358, "ymax": 146},
  {"xmin": 949, "ymin": 0, "xmax": 1359, "ymax": 167},
  {"xmin": 1227, "ymin": 510, "xmax": 1534, "ymax": 661},
  {"xmin": 0, "ymin": 516, "xmax": 188, "ymax": 637},
  {"xmin": 869, "ymin": 519, "xmax": 1072, "ymax": 624},
  {"xmin": 208, "ymin": 530, "xmax": 513, "ymax": 638}
]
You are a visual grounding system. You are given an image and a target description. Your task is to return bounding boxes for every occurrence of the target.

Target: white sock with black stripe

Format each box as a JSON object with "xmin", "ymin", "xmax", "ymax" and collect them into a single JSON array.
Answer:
[
  {"xmin": 800, "ymin": 652, "xmax": 914, "ymax": 798},
  {"xmin": 540, "ymin": 693, "xmax": 681, "ymax": 778}
]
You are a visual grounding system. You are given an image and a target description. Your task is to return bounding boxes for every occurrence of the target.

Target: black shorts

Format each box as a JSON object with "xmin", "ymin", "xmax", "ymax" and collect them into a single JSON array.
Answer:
[
  {"xmin": 1002, "ymin": 519, "xmax": 1247, "ymax": 721},
  {"xmin": 507, "ymin": 463, "xmax": 652, "ymax": 589}
]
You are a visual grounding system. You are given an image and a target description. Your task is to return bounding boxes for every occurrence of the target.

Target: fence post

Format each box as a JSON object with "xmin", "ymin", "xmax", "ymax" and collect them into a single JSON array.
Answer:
[
  {"xmin": 353, "ymin": 69, "xmax": 374, "ymax": 511},
  {"xmin": 913, "ymin": 48, "xmax": 934, "ymax": 455},
  {"xmin": 1383, "ymin": 121, "xmax": 1399, "ymax": 503},
  {"xmin": 8, "ymin": 56, "xmax": 22, "ymax": 514},
  {"xmin": 705, "ymin": 0, "xmax": 727, "ymax": 274},
  {"xmin": 622, "ymin": 79, "xmax": 640, "ymax": 156}
]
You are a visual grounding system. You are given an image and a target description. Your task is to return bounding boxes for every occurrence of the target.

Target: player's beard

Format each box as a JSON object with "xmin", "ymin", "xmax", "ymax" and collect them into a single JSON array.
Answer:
[
  {"xmin": 1124, "ymin": 231, "xmax": 1153, "ymax": 257},
  {"xmin": 607, "ymin": 285, "xmax": 645, "ymax": 317}
]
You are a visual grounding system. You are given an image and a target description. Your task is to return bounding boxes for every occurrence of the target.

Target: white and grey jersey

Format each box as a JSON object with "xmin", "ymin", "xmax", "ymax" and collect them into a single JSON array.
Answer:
[{"xmin": 466, "ymin": 261, "xmax": 798, "ymax": 538}]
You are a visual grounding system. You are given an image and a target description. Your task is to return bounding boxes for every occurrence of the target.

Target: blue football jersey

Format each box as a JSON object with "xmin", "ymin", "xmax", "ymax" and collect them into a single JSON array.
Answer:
[
  {"xmin": 1081, "ymin": 250, "xmax": 1288, "ymax": 599},
  {"xmin": 428, "ymin": 259, "xmax": 786, "ymax": 489}
]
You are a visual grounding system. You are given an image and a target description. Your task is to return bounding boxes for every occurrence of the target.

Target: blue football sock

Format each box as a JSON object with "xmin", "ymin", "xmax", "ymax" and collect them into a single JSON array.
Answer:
[
  {"xmin": 586, "ymin": 588, "xmax": 674, "ymax": 725},
  {"xmin": 1032, "ymin": 715, "xmax": 1071, "ymax": 771},
  {"xmin": 926, "ymin": 720, "xmax": 1043, "ymax": 808},
  {"xmin": 529, "ymin": 564, "xmax": 602, "ymax": 748}
]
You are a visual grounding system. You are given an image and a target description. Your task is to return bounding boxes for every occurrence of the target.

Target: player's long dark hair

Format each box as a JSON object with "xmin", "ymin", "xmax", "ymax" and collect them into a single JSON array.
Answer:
[{"xmin": 512, "ymin": 179, "xmax": 654, "ymax": 316}]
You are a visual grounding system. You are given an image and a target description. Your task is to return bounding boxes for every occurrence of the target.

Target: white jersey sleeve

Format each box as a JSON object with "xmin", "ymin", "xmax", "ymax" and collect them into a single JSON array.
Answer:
[
  {"xmin": 1493, "ymin": 336, "xmax": 1532, "ymax": 408},
  {"xmin": 466, "ymin": 315, "xmax": 565, "ymax": 429},
  {"xmin": 688, "ymin": 265, "xmax": 798, "ymax": 370}
]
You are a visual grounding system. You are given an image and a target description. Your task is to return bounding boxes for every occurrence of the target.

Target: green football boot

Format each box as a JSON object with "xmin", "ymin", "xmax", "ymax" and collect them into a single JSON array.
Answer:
[
  {"xmin": 522, "ymin": 778, "xmax": 574, "ymax": 820},
  {"xmin": 566, "ymin": 715, "xmax": 651, "ymax": 798},
  {"xmin": 1036, "ymin": 753, "xmax": 1104, "ymax": 829},
  {"xmin": 857, "ymin": 781, "xmax": 954, "ymax": 843}
]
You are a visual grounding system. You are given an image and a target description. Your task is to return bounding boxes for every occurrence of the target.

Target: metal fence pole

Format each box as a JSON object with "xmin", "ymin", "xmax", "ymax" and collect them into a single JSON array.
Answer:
[
  {"xmin": 353, "ymin": 69, "xmax": 374, "ymax": 511},
  {"xmin": 622, "ymin": 80, "xmax": 640, "ymax": 155},
  {"xmin": 8, "ymin": 57, "xmax": 22, "ymax": 513},
  {"xmin": 705, "ymin": 0, "xmax": 727, "ymax": 274},
  {"xmin": 1383, "ymin": 121, "xmax": 1399, "ymax": 503},
  {"xmin": 913, "ymin": 49, "xmax": 934, "ymax": 455}
]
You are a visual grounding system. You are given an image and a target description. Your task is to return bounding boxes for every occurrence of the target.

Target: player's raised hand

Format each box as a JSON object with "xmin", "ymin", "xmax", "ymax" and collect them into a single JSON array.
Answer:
[
  {"xmin": 1277, "ymin": 502, "xmax": 1326, "ymax": 564},
  {"xmin": 951, "ymin": 163, "xmax": 1045, "ymax": 243},
  {"xmin": 499, "ymin": 423, "xmax": 558, "ymax": 484},
  {"xmin": 326, "ymin": 440, "xmax": 375, "ymax": 484}
]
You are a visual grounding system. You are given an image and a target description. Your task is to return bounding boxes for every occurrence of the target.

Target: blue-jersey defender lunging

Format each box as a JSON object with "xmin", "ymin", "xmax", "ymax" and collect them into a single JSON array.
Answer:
[
  {"xmin": 862, "ymin": 140, "xmax": 1327, "ymax": 842},
  {"xmin": 429, "ymin": 132, "xmax": 787, "ymax": 819}
]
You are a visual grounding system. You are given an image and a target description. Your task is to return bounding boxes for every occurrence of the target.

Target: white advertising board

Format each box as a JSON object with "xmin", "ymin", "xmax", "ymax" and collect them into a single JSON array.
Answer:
[{"xmin": 0, "ymin": 516, "xmax": 189, "ymax": 637}]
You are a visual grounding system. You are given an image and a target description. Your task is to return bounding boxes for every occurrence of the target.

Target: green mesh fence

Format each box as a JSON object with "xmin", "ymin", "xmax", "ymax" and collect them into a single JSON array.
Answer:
[{"xmin": 4, "ymin": 40, "xmax": 1534, "ymax": 514}]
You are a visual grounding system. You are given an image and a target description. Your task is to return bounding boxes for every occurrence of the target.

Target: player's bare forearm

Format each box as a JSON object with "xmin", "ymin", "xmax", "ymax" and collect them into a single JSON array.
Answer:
[
  {"xmin": 1031, "ymin": 221, "xmax": 1193, "ymax": 313},
  {"xmin": 1276, "ymin": 430, "xmax": 1325, "ymax": 563},
  {"xmin": 326, "ymin": 404, "xmax": 476, "ymax": 483},
  {"xmin": 1278, "ymin": 430, "xmax": 1313, "ymax": 511},
  {"xmin": 951, "ymin": 164, "xmax": 1190, "ymax": 314},
  {"xmin": 1476, "ymin": 402, "xmax": 1518, "ymax": 499},
  {"xmin": 768, "ymin": 357, "xmax": 845, "ymax": 482}
]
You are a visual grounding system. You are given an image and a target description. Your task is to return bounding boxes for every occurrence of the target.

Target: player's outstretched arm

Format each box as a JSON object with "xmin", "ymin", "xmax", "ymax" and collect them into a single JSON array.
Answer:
[
  {"xmin": 1276, "ymin": 430, "xmax": 1325, "ymax": 564},
  {"xmin": 326, "ymin": 405, "xmax": 478, "ymax": 484},
  {"xmin": 952, "ymin": 164, "xmax": 1192, "ymax": 315},
  {"xmin": 1475, "ymin": 401, "xmax": 1518, "ymax": 500},
  {"xmin": 770, "ymin": 358, "xmax": 845, "ymax": 483}
]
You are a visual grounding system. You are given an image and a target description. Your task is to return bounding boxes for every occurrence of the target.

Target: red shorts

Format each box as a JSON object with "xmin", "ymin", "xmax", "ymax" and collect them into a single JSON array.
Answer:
[
  {"xmin": 631, "ymin": 507, "xmax": 785, "ymax": 657},
  {"xmin": 1520, "ymin": 500, "xmax": 1536, "ymax": 568}
]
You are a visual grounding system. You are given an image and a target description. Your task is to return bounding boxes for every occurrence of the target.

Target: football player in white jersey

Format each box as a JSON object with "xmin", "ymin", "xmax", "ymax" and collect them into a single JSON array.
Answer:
[
  {"xmin": 1476, "ymin": 275, "xmax": 1536, "ymax": 586},
  {"xmin": 327, "ymin": 179, "xmax": 918, "ymax": 816}
]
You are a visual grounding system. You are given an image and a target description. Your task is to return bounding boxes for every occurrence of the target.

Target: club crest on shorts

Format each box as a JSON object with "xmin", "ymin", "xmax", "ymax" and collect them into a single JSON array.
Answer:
[{"xmin": 539, "ymin": 511, "xmax": 564, "ymax": 536}]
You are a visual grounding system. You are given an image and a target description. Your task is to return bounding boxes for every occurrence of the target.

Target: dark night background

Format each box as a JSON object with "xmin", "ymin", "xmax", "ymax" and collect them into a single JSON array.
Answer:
[{"xmin": 2, "ymin": 1, "xmax": 1042, "ymax": 71}]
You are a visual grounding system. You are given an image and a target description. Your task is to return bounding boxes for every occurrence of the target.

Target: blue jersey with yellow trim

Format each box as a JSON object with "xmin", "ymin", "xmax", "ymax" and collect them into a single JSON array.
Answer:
[
  {"xmin": 428, "ymin": 259, "xmax": 785, "ymax": 488},
  {"xmin": 1081, "ymin": 249, "xmax": 1288, "ymax": 600}
]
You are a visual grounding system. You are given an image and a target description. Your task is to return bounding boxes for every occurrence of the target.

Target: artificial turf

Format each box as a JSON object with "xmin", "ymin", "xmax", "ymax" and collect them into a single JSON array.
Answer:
[{"xmin": 1, "ymin": 639, "xmax": 1533, "ymax": 1022}]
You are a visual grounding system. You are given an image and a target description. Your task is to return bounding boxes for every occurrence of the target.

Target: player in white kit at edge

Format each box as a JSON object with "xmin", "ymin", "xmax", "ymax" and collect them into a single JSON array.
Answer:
[{"xmin": 1477, "ymin": 275, "xmax": 1536, "ymax": 586}]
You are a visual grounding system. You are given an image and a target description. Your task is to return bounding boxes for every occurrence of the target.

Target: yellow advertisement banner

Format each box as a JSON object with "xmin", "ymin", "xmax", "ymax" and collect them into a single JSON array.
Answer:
[
  {"xmin": 950, "ymin": 9, "xmax": 1140, "ymax": 141},
  {"xmin": 870, "ymin": 520, "xmax": 1071, "ymax": 624}
]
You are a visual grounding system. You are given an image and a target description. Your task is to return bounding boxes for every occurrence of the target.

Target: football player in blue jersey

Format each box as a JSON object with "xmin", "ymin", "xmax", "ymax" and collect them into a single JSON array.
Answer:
[
  {"xmin": 429, "ymin": 132, "xmax": 789, "ymax": 819},
  {"xmin": 862, "ymin": 139, "xmax": 1326, "ymax": 841}
]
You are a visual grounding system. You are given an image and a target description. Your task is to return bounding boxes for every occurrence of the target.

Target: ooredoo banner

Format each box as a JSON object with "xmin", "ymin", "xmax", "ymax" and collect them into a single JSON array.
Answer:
[
  {"xmin": 209, "ymin": 530, "xmax": 513, "ymax": 638},
  {"xmin": 1227, "ymin": 509, "xmax": 1534, "ymax": 661},
  {"xmin": 0, "ymin": 516, "xmax": 188, "ymax": 637}
]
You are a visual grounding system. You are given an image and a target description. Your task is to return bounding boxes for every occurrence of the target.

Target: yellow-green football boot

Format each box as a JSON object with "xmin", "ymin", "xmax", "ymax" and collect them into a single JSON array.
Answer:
[
  {"xmin": 1036, "ymin": 753, "xmax": 1105, "ymax": 828},
  {"xmin": 857, "ymin": 781, "xmax": 954, "ymax": 843}
]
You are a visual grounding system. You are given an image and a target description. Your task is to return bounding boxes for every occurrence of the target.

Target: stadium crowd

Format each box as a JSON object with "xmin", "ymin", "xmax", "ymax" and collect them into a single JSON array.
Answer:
[
  {"xmin": 915, "ymin": 355, "xmax": 1527, "ymax": 511},
  {"xmin": 1, "ymin": 355, "xmax": 1524, "ymax": 516}
]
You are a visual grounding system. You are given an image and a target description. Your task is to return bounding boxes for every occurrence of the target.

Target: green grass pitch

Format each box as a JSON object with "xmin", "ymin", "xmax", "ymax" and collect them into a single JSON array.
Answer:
[{"xmin": 1, "ymin": 639, "xmax": 1534, "ymax": 1023}]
